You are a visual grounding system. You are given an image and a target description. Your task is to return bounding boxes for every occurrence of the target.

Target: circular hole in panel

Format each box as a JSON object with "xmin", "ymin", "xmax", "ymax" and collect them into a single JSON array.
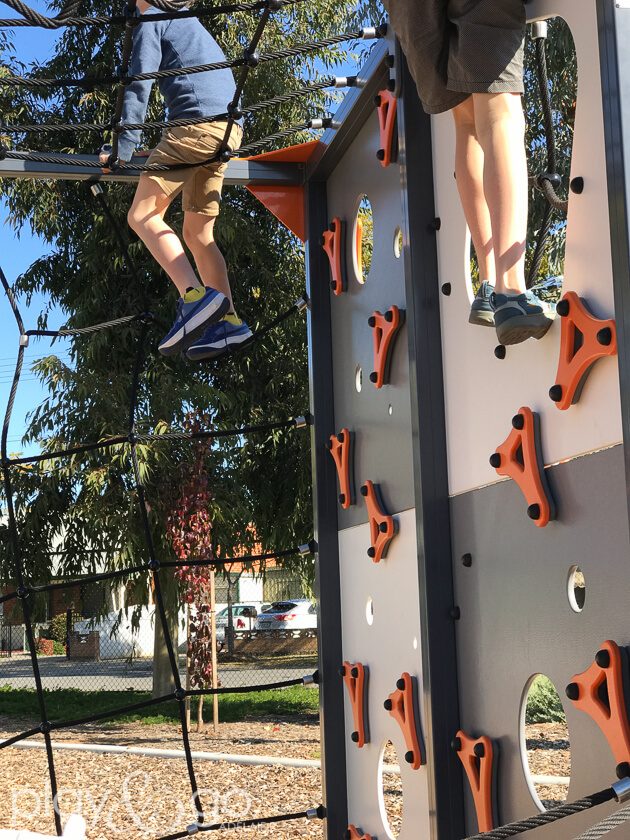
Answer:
[
  {"xmin": 365, "ymin": 597, "xmax": 374, "ymax": 626},
  {"xmin": 378, "ymin": 739, "xmax": 403, "ymax": 839},
  {"xmin": 412, "ymin": 637, "xmax": 418, "ymax": 650},
  {"xmin": 388, "ymin": 404, "xmax": 393, "ymax": 416},
  {"xmin": 394, "ymin": 227, "xmax": 403, "ymax": 259},
  {"xmin": 353, "ymin": 195, "xmax": 374, "ymax": 284},
  {"xmin": 520, "ymin": 675, "xmax": 571, "ymax": 811},
  {"xmin": 567, "ymin": 566, "xmax": 586, "ymax": 613},
  {"xmin": 355, "ymin": 365, "xmax": 363, "ymax": 393}
]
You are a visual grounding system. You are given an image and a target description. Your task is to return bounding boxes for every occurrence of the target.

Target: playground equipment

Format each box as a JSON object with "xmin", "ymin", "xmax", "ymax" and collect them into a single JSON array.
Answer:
[{"xmin": 3, "ymin": 0, "xmax": 630, "ymax": 838}]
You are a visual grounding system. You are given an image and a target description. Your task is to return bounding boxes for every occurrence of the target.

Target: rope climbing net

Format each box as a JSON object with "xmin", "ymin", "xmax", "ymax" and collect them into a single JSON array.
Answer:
[{"xmin": 0, "ymin": 0, "xmax": 374, "ymax": 832}]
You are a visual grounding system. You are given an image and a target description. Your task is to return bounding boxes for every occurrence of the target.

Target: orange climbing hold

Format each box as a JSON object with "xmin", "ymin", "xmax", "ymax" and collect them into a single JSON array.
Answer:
[
  {"xmin": 566, "ymin": 640, "xmax": 630, "ymax": 778},
  {"xmin": 490, "ymin": 407, "xmax": 556, "ymax": 528},
  {"xmin": 384, "ymin": 672, "xmax": 425, "ymax": 770},
  {"xmin": 550, "ymin": 292, "xmax": 617, "ymax": 410},
  {"xmin": 375, "ymin": 88, "xmax": 398, "ymax": 167},
  {"xmin": 327, "ymin": 429, "xmax": 355, "ymax": 509},
  {"xmin": 453, "ymin": 730, "xmax": 498, "ymax": 833},
  {"xmin": 341, "ymin": 661, "xmax": 369, "ymax": 748},
  {"xmin": 368, "ymin": 306, "xmax": 405, "ymax": 389},
  {"xmin": 345, "ymin": 826, "xmax": 373, "ymax": 840},
  {"xmin": 360, "ymin": 480, "xmax": 397, "ymax": 562},
  {"xmin": 321, "ymin": 217, "xmax": 347, "ymax": 296}
]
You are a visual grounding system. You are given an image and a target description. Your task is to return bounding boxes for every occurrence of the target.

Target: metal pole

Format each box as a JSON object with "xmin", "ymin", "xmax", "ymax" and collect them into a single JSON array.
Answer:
[{"xmin": 210, "ymin": 570, "xmax": 219, "ymax": 732}]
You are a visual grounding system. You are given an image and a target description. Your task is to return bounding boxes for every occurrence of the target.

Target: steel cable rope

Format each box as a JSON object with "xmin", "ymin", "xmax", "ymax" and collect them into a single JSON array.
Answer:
[
  {"xmin": 0, "ymin": 0, "xmax": 81, "ymax": 28},
  {"xmin": 157, "ymin": 805, "xmax": 325, "ymax": 840},
  {"xmin": 574, "ymin": 800, "xmax": 630, "ymax": 839},
  {"xmin": 0, "ymin": 0, "xmax": 305, "ymax": 27},
  {"xmin": 465, "ymin": 786, "xmax": 618, "ymax": 839},
  {"xmin": 0, "ymin": 77, "xmax": 351, "ymax": 135}
]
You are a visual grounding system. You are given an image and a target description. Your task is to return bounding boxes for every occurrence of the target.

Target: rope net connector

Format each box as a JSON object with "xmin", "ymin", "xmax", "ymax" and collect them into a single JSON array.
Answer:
[
  {"xmin": 185, "ymin": 825, "xmax": 199, "ymax": 836},
  {"xmin": 295, "ymin": 295, "xmax": 309, "ymax": 312},
  {"xmin": 294, "ymin": 415, "xmax": 310, "ymax": 429},
  {"xmin": 298, "ymin": 542, "xmax": 313, "ymax": 555},
  {"xmin": 302, "ymin": 673, "xmax": 317, "ymax": 686},
  {"xmin": 19, "ymin": 334, "xmax": 29, "ymax": 347},
  {"xmin": 532, "ymin": 20, "xmax": 548, "ymax": 40},
  {"xmin": 306, "ymin": 806, "xmax": 325, "ymax": 820},
  {"xmin": 613, "ymin": 777, "xmax": 630, "ymax": 804},
  {"xmin": 335, "ymin": 75, "xmax": 357, "ymax": 88}
]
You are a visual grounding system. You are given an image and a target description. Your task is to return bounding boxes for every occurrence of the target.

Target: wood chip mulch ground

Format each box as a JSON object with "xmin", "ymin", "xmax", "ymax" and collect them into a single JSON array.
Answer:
[{"xmin": 525, "ymin": 721, "xmax": 571, "ymax": 809}]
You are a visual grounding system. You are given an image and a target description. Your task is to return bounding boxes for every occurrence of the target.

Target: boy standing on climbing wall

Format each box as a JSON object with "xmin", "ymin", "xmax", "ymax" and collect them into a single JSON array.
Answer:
[
  {"xmin": 100, "ymin": 0, "xmax": 252, "ymax": 359},
  {"xmin": 382, "ymin": 0, "xmax": 554, "ymax": 346}
]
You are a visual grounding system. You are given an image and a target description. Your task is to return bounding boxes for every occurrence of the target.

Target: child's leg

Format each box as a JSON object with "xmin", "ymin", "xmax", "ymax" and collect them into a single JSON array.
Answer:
[
  {"xmin": 182, "ymin": 211, "xmax": 235, "ymax": 314},
  {"xmin": 128, "ymin": 175, "xmax": 201, "ymax": 297},
  {"xmin": 472, "ymin": 92, "xmax": 528, "ymax": 296},
  {"xmin": 452, "ymin": 96, "xmax": 495, "ymax": 284}
]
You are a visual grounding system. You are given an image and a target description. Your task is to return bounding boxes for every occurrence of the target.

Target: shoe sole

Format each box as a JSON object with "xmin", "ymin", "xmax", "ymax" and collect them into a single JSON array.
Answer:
[
  {"xmin": 159, "ymin": 295, "xmax": 230, "ymax": 356},
  {"xmin": 495, "ymin": 314, "xmax": 554, "ymax": 346},
  {"xmin": 187, "ymin": 330, "xmax": 254, "ymax": 361},
  {"xmin": 468, "ymin": 310, "xmax": 495, "ymax": 327}
]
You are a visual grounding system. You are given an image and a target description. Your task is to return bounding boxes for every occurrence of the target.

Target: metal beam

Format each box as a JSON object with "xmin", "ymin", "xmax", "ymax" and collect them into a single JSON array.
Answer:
[{"xmin": 0, "ymin": 154, "xmax": 305, "ymax": 185}]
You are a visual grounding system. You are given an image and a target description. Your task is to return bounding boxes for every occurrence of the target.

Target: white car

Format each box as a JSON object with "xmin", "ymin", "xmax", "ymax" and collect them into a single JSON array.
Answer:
[
  {"xmin": 254, "ymin": 599, "xmax": 318, "ymax": 632},
  {"xmin": 215, "ymin": 604, "xmax": 259, "ymax": 640}
]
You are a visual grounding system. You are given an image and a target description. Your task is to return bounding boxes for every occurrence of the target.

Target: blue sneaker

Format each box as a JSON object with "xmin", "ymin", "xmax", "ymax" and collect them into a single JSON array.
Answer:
[
  {"xmin": 492, "ymin": 289, "xmax": 555, "ymax": 346},
  {"xmin": 186, "ymin": 316, "xmax": 254, "ymax": 361},
  {"xmin": 469, "ymin": 281, "xmax": 495, "ymax": 327},
  {"xmin": 158, "ymin": 287, "xmax": 229, "ymax": 356}
]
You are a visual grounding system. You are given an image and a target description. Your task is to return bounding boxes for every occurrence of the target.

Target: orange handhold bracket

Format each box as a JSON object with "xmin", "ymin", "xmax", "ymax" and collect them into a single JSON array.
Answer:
[
  {"xmin": 360, "ymin": 480, "xmax": 397, "ymax": 562},
  {"xmin": 321, "ymin": 217, "xmax": 347, "ymax": 296},
  {"xmin": 384, "ymin": 672, "xmax": 425, "ymax": 770},
  {"xmin": 375, "ymin": 88, "xmax": 398, "ymax": 167},
  {"xmin": 566, "ymin": 640, "xmax": 630, "ymax": 778},
  {"xmin": 327, "ymin": 429, "xmax": 355, "ymax": 509},
  {"xmin": 550, "ymin": 292, "xmax": 617, "ymax": 410},
  {"xmin": 490, "ymin": 407, "xmax": 556, "ymax": 527},
  {"xmin": 341, "ymin": 661, "xmax": 369, "ymax": 748},
  {"xmin": 369, "ymin": 306, "xmax": 405, "ymax": 389},
  {"xmin": 453, "ymin": 730, "xmax": 498, "ymax": 833},
  {"xmin": 345, "ymin": 826, "xmax": 373, "ymax": 840}
]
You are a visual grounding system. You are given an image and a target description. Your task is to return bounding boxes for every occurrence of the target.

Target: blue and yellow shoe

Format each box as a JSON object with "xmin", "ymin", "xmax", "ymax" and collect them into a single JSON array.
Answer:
[
  {"xmin": 492, "ymin": 289, "xmax": 555, "ymax": 346},
  {"xmin": 158, "ymin": 286, "xmax": 229, "ymax": 356},
  {"xmin": 186, "ymin": 314, "xmax": 253, "ymax": 361},
  {"xmin": 469, "ymin": 281, "xmax": 495, "ymax": 327}
]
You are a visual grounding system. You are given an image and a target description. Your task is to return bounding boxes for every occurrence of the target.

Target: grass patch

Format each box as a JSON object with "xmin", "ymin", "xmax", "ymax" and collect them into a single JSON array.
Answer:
[{"xmin": 0, "ymin": 684, "xmax": 319, "ymax": 726}]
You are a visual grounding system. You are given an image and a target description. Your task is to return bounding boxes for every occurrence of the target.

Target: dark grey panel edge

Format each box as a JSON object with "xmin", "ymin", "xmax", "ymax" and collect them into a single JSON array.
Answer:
[
  {"xmin": 397, "ymin": 58, "xmax": 465, "ymax": 839},
  {"xmin": 306, "ymin": 179, "xmax": 348, "ymax": 838},
  {"xmin": 598, "ymin": 0, "xmax": 630, "ymax": 516}
]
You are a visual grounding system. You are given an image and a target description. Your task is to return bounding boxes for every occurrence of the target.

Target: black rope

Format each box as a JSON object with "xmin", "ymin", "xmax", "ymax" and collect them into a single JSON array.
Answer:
[
  {"xmin": 157, "ymin": 805, "xmax": 324, "ymax": 840},
  {"xmin": 465, "ymin": 787, "xmax": 615, "ymax": 840},
  {"xmin": 0, "ymin": 0, "xmax": 81, "ymax": 29}
]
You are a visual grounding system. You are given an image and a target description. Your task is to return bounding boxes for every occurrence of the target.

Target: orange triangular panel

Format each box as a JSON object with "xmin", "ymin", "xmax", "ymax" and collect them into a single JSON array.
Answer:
[
  {"xmin": 244, "ymin": 140, "xmax": 322, "ymax": 164},
  {"xmin": 246, "ymin": 184, "xmax": 306, "ymax": 242}
]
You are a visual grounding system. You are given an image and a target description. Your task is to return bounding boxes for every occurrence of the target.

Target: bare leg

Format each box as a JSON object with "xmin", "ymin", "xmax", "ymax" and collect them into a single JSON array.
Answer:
[
  {"xmin": 472, "ymin": 92, "xmax": 528, "ymax": 295},
  {"xmin": 128, "ymin": 176, "xmax": 201, "ymax": 297},
  {"xmin": 452, "ymin": 97, "xmax": 495, "ymax": 284},
  {"xmin": 183, "ymin": 211, "xmax": 235, "ymax": 313}
]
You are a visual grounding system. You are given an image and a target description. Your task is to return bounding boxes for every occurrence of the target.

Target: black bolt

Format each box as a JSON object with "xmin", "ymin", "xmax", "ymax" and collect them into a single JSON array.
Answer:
[
  {"xmin": 337, "ymin": 432, "xmax": 345, "ymax": 443},
  {"xmin": 462, "ymin": 553, "xmax": 473, "ymax": 568},
  {"xmin": 617, "ymin": 762, "xmax": 630, "ymax": 779},
  {"xmin": 386, "ymin": 54, "xmax": 395, "ymax": 68},
  {"xmin": 369, "ymin": 372, "xmax": 378, "ymax": 384},
  {"xmin": 339, "ymin": 494, "xmax": 346, "ymax": 506},
  {"xmin": 512, "ymin": 413, "xmax": 525, "ymax": 430},
  {"xmin": 385, "ymin": 310, "xmax": 394, "ymax": 322},
  {"xmin": 404, "ymin": 751, "xmax": 414, "ymax": 764},
  {"xmin": 374, "ymin": 94, "xmax": 382, "ymax": 107},
  {"xmin": 351, "ymin": 731, "xmax": 360, "ymax": 743},
  {"xmin": 368, "ymin": 315, "xmax": 377, "ymax": 328},
  {"xmin": 494, "ymin": 345, "xmax": 507, "ymax": 360},
  {"xmin": 148, "ymin": 558, "xmax": 160, "ymax": 571},
  {"xmin": 489, "ymin": 453, "xmax": 502, "ymax": 469},
  {"xmin": 379, "ymin": 522, "xmax": 389, "ymax": 533},
  {"xmin": 174, "ymin": 688, "xmax": 186, "ymax": 702},
  {"xmin": 387, "ymin": 79, "xmax": 396, "ymax": 92},
  {"xmin": 219, "ymin": 149, "xmax": 232, "ymax": 163},
  {"xmin": 474, "ymin": 743, "xmax": 485, "ymax": 758},
  {"xmin": 360, "ymin": 485, "xmax": 368, "ymax": 497},
  {"xmin": 40, "ymin": 721, "xmax": 52, "ymax": 735},
  {"xmin": 441, "ymin": 283, "xmax": 452, "ymax": 296},
  {"xmin": 450, "ymin": 607, "xmax": 461, "ymax": 620},
  {"xmin": 338, "ymin": 666, "xmax": 346, "ymax": 677},
  {"xmin": 330, "ymin": 280, "xmax": 337, "ymax": 291},
  {"xmin": 377, "ymin": 21, "xmax": 389, "ymax": 36},
  {"xmin": 431, "ymin": 217, "xmax": 442, "ymax": 231},
  {"xmin": 396, "ymin": 678, "xmax": 405, "ymax": 691},
  {"xmin": 549, "ymin": 385, "xmax": 563, "ymax": 403},
  {"xmin": 329, "ymin": 222, "xmax": 336, "ymax": 232},
  {"xmin": 451, "ymin": 737, "xmax": 462, "ymax": 752},
  {"xmin": 527, "ymin": 504, "xmax": 541, "ymax": 521},
  {"xmin": 596, "ymin": 649, "xmax": 611, "ymax": 668},
  {"xmin": 384, "ymin": 698, "xmax": 393, "ymax": 711},
  {"xmin": 245, "ymin": 50, "xmax": 260, "ymax": 67},
  {"xmin": 566, "ymin": 682, "xmax": 580, "ymax": 701},
  {"xmin": 570, "ymin": 176, "xmax": 585, "ymax": 194},
  {"xmin": 597, "ymin": 327, "xmax": 613, "ymax": 346},
  {"xmin": 326, "ymin": 440, "xmax": 333, "ymax": 450},
  {"xmin": 557, "ymin": 299, "xmax": 570, "ymax": 317},
  {"xmin": 367, "ymin": 547, "xmax": 376, "ymax": 559},
  {"xmin": 351, "ymin": 666, "xmax": 359, "ymax": 678},
  {"xmin": 16, "ymin": 586, "xmax": 29, "ymax": 600},
  {"xmin": 376, "ymin": 149, "xmax": 386, "ymax": 162}
]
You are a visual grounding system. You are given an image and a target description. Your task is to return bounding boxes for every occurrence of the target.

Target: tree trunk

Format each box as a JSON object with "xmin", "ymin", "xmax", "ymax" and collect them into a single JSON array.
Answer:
[{"xmin": 152, "ymin": 572, "xmax": 180, "ymax": 698}]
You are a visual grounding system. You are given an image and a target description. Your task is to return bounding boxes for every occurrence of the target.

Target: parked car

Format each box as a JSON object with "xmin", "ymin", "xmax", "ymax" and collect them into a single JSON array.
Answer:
[
  {"xmin": 254, "ymin": 599, "xmax": 318, "ymax": 632},
  {"xmin": 215, "ymin": 604, "xmax": 260, "ymax": 641}
]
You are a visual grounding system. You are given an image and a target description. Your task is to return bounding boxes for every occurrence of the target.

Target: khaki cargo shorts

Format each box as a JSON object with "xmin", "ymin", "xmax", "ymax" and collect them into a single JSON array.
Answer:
[
  {"xmin": 382, "ymin": 0, "xmax": 526, "ymax": 114},
  {"xmin": 145, "ymin": 120, "xmax": 243, "ymax": 217}
]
